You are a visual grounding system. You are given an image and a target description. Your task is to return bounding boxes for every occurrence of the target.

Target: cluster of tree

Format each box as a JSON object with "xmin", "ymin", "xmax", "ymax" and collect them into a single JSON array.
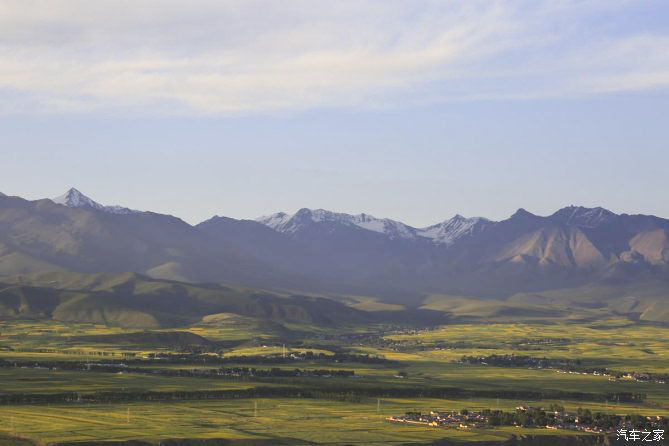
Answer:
[
  {"xmin": 484, "ymin": 408, "xmax": 554, "ymax": 427},
  {"xmin": 459, "ymin": 354, "xmax": 599, "ymax": 372},
  {"xmin": 0, "ymin": 386, "xmax": 401, "ymax": 405},
  {"xmin": 11, "ymin": 348, "xmax": 119, "ymax": 356},
  {"xmin": 0, "ymin": 359, "xmax": 126, "ymax": 372},
  {"xmin": 0, "ymin": 384, "xmax": 645, "ymax": 406},
  {"xmin": 480, "ymin": 407, "xmax": 668, "ymax": 430},
  {"xmin": 615, "ymin": 371, "xmax": 669, "ymax": 383},
  {"xmin": 512, "ymin": 338, "xmax": 571, "ymax": 345},
  {"xmin": 138, "ymin": 352, "xmax": 394, "ymax": 365},
  {"xmin": 349, "ymin": 336, "xmax": 574, "ymax": 354},
  {"xmin": 216, "ymin": 367, "xmax": 354, "ymax": 378},
  {"xmin": 0, "ymin": 359, "xmax": 354, "ymax": 379},
  {"xmin": 414, "ymin": 341, "xmax": 501, "ymax": 351},
  {"xmin": 364, "ymin": 387, "xmax": 635, "ymax": 402},
  {"xmin": 460, "ymin": 354, "xmax": 669, "ymax": 384},
  {"xmin": 350, "ymin": 337, "xmax": 501, "ymax": 353}
]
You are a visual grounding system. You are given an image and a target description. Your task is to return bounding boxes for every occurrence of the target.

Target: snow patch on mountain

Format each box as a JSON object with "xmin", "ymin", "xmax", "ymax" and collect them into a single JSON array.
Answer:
[
  {"xmin": 256, "ymin": 208, "xmax": 491, "ymax": 244},
  {"xmin": 257, "ymin": 208, "xmax": 418, "ymax": 238},
  {"xmin": 550, "ymin": 206, "xmax": 616, "ymax": 228},
  {"xmin": 418, "ymin": 215, "xmax": 492, "ymax": 245},
  {"xmin": 52, "ymin": 188, "xmax": 140, "ymax": 215},
  {"xmin": 256, "ymin": 212, "xmax": 292, "ymax": 230},
  {"xmin": 351, "ymin": 213, "xmax": 418, "ymax": 239},
  {"xmin": 53, "ymin": 188, "xmax": 104, "ymax": 210}
]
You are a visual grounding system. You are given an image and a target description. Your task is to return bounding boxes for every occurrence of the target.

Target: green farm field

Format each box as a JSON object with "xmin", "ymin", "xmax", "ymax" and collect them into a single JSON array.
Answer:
[
  {"xmin": 0, "ymin": 398, "xmax": 589, "ymax": 445},
  {"xmin": 1, "ymin": 318, "xmax": 668, "ymax": 445}
]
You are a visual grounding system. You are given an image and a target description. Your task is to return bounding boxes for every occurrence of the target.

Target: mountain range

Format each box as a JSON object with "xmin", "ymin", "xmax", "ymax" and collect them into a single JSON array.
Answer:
[
  {"xmin": 0, "ymin": 187, "xmax": 668, "ymax": 326},
  {"xmin": 255, "ymin": 208, "xmax": 491, "ymax": 245}
]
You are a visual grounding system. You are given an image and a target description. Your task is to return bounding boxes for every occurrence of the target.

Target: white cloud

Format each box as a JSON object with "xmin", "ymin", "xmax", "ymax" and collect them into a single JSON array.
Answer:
[{"xmin": 0, "ymin": 0, "xmax": 667, "ymax": 115}]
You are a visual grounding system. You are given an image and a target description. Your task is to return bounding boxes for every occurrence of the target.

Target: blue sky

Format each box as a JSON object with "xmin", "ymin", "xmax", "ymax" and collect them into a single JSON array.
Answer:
[{"xmin": 2, "ymin": 0, "xmax": 668, "ymax": 225}]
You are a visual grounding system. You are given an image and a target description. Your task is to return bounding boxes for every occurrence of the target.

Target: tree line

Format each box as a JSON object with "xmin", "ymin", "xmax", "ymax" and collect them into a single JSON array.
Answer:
[
  {"xmin": 0, "ymin": 384, "xmax": 645, "ymax": 406},
  {"xmin": 460, "ymin": 354, "xmax": 669, "ymax": 383},
  {"xmin": 0, "ymin": 359, "xmax": 354, "ymax": 379}
]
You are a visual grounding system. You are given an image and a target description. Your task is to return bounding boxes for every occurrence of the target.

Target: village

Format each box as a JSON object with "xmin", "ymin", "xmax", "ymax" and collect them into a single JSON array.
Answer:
[
  {"xmin": 460, "ymin": 354, "xmax": 669, "ymax": 385},
  {"xmin": 386, "ymin": 405, "xmax": 667, "ymax": 439}
]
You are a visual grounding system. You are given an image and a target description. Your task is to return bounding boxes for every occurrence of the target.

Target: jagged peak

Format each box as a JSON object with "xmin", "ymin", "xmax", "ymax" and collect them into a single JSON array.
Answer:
[
  {"xmin": 51, "ymin": 187, "xmax": 140, "ymax": 215},
  {"xmin": 422, "ymin": 214, "xmax": 489, "ymax": 229},
  {"xmin": 295, "ymin": 208, "xmax": 314, "ymax": 216},
  {"xmin": 64, "ymin": 187, "xmax": 82, "ymax": 196},
  {"xmin": 61, "ymin": 187, "xmax": 85, "ymax": 198},
  {"xmin": 53, "ymin": 187, "xmax": 104, "ymax": 210},
  {"xmin": 510, "ymin": 208, "xmax": 537, "ymax": 219},
  {"xmin": 418, "ymin": 214, "xmax": 492, "ymax": 245},
  {"xmin": 554, "ymin": 205, "xmax": 615, "ymax": 215},
  {"xmin": 255, "ymin": 211, "xmax": 295, "ymax": 231},
  {"xmin": 550, "ymin": 205, "xmax": 617, "ymax": 228}
]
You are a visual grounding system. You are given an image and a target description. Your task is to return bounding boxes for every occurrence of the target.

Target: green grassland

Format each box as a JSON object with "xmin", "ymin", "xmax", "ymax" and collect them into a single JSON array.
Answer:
[
  {"xmin": 383, "ymin": 321, "xmax": 669, "ymax": 370},
  {"xmin": 0, "ymin": 399, "xmax": 594, "ymax": 445},
  {"xmin": 1, "ymin": 316, "xmax": 668, "ymax": 445},
  {"xmin": 0, "ymin": 368, "xmax": 258, "ymax": 395}
]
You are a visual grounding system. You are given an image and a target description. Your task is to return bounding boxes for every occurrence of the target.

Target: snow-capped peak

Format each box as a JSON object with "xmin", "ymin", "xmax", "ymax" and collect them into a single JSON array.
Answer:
[
  {"xmin": 256, "ymin": 211, "xmax": 293, "ymax": 230},
  {"xmin": 550, "ymin": 206, "xmax": 616, "ymax": 228},
  {"xmin": 417, "ymin": 215, "xmax": 492, "ymax": 246},
  {"xmin": 256, "ymin": 208, "xmax": 493, "ymax": 244},
  {"xmin": 53, "ymin": 188, "xmax": 105, "ymax": 210},
  {"xmin": 51, "ymin": 188, "xmax": 140, "ymax": 215},
  {"xmin": 256, "ymin": 208, "xmax": 418, "ymax": 239}
]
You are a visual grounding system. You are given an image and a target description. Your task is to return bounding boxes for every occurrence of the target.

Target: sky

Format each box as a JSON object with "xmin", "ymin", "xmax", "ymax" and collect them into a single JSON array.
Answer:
[{"xmin": 1, "ymin": 0, "xmax": 669, "ymax": 226}]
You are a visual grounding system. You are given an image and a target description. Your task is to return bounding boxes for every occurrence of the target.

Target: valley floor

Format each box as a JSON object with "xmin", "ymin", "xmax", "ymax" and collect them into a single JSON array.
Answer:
[{"xmin": 0, "ymin": 318, "xmax": 668, "ymax": 445}]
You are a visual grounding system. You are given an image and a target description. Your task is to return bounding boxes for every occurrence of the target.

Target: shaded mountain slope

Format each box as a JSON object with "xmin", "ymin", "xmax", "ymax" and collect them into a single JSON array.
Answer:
[
  {"xmin": 199, "ymin": 210, "xmax": 439, "ymax": 299},
  {"xmin": 0, "ymin": 272, "xmax": 372, "ymax": 328},
  {"xmin": 0, "ymin": 194, "xmax": 296, "ymax": 289}
]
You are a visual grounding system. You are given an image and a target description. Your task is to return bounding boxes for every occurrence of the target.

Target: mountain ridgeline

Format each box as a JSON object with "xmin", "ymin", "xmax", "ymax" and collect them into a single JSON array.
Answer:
[{"xmin": 0, "ymin": 188, "xmax": 668, "ymax": 326}]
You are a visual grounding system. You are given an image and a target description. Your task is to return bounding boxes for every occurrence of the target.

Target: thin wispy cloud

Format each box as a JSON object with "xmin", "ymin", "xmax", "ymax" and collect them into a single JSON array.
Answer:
[{"xmin": 0, "ymin": 0, "xmax": 667, "ymax": 115}]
